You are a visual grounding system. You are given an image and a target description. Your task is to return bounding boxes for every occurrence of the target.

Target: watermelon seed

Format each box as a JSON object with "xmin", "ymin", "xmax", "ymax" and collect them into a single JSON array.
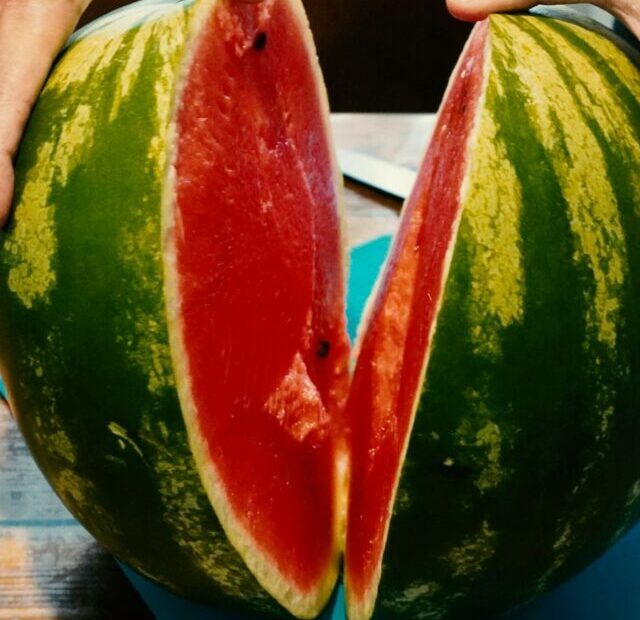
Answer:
[
  {"xmin": 254, "ymin": 32, "xmax": 267, "ymax": 50},
  {"xmin": 317, "ymin": 340, "xmax": 330, "ymax": 358}
]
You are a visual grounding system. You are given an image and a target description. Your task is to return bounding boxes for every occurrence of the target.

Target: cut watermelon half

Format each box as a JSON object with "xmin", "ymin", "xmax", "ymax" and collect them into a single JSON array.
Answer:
[
  {"xmin": 164, "ymin": 0, "xmax": 350, "ymax": 616},
  {"xmin": 344, "ymin": 22, "xmax": 489, "ymax": 620}
]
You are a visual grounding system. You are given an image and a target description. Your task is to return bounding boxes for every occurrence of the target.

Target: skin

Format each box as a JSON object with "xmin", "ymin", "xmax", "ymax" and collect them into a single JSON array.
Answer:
[
  {"xmin": 0, "ymin": 0, "xmax": 92, "ymax": 228},
  {"xmin": 0, "ymin": 0, "xmax": 637, "ymax": 229},
  {"xmin": 447, "ymin": 0, "xmax": 640, "ymax": 38}
]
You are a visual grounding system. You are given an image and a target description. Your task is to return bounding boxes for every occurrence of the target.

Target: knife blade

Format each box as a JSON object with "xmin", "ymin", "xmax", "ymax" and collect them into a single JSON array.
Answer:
[{"xmin": 337, "ymin": 148, "xmax": 417, "ymax": 201}]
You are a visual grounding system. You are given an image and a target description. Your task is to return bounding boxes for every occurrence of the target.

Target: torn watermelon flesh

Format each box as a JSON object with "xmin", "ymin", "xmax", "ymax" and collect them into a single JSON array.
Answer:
[
  {"xmin": 174, "ymin": 0, "xmax": 349, "ymax": 593},
  {"xmin": 344, "ymin": 22, "xmax": 489, "ymax": 606}
]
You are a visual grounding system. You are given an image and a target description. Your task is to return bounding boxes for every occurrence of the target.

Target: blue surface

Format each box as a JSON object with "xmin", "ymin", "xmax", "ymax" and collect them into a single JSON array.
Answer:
[
  {"xmin": 121, "ymin": 525, "xmax": 640, "ymax": 620},
  {"xmin": 345, "ymin": 235, "xmax": 392, "ymax": 342},
  {"xmin": 120, "ymin": 564, "xmax": 347, "ymax": 620},
  {"xmin": 3, "ymin": 235, "xmax": 640, "ymax": 618}
]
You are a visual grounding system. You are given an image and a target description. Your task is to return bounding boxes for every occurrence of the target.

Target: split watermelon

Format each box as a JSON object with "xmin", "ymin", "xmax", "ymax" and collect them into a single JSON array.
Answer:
[{"xmin": 1, "ymin": 2, "xmax": 640, "ymax": 619}]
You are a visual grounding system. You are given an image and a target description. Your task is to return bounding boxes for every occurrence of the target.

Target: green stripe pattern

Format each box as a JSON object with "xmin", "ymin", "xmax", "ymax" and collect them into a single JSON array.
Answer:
[
  {"xmin": 0, "ymin": 1, "xmax": 282, "ymax": 614},
  {"xmin": 375, "ymin": 14, "xmax": 640, "ymax": 619}
]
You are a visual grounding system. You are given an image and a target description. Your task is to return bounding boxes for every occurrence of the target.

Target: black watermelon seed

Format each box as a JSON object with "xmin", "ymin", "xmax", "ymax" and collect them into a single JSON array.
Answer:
[
  {"xmin": 317, "ymin": 340, "xmax": 330, "ymax": 358},
  {"xmin": 254, "ymin": 32, "xmax": 267, "ymax": 51}
]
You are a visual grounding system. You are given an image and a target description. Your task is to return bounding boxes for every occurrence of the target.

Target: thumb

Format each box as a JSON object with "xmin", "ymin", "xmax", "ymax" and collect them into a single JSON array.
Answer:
[
  {"xmin": 446, "ymin": 0, "xmax": 536, "ymax": 21},
  {"xmin": 0, "ymin": 152, "xmax": 14, "ymax": 228},
  {"xmin": 0, "ymin": 0, "xmax": 91, "ymax": 228},
  {"xmin": 446, "ymin": 0, "xmax": 640, "ymax": 39}
]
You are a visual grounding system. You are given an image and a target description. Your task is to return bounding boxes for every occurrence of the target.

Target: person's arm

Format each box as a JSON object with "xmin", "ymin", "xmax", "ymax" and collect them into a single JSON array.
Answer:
[
  {"xmin": 447, "ymin": 0, "xmax": 640, "ymax": 38},
  {"xmin": 0, "ymin": 0, "xmax": 92, "ymax": 227}
]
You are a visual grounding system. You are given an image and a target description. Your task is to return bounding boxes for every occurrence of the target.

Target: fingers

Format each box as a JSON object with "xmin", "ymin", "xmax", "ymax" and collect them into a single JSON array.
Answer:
[
  {"xmin": 0, "ymin": 150, "xmax": 14, "ymax": 227},
  {"xmin": 0, "ymin": 0, "xmax": 91, "ymax": 227},
  {"xmin": 446, "ymin": 0, "xmax": 535, "ymax": 21},
  {"xmin": 446, "ymin": 0, "xmax": 640, "ymax": 39},
  {"xmin": 609, "ymin": 0, "xmax": 640, "ymax": 38}
]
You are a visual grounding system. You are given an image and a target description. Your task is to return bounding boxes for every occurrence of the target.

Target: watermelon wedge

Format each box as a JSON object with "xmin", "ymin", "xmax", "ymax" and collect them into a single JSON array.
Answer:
[
  {"xmin": 344, "ymin": 11, "xmax": 640, "ymax": 620},
  {"xmin": 166, "ymin": 0, "xmax": 350, "ymax": 611},
  {"xmin": 0, "ymin": 0, "xmax": 348, "ymax": 617}
]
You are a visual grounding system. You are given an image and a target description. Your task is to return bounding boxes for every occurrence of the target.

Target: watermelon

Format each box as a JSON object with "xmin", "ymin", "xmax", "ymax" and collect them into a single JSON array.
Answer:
[
  {"xmin": 2, "ymin": 3, "xmax": 640, "ymax": 620},
  {"xmin": 0, "ymin": 0, "xmax": 349, "ymax": 617},
  {"xmin": 344, "ymin": 9, "xmax": 640, "ymax": 620}
]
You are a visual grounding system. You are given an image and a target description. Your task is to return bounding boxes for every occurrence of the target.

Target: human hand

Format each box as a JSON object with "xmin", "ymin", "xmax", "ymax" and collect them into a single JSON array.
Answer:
[
  {"xmin": 0, "ymin": 0, "xmax": 92, "ymax": 228},
  {"xmin": 446, "ymin": 0, "xmax": 640, "ymax": 39}
]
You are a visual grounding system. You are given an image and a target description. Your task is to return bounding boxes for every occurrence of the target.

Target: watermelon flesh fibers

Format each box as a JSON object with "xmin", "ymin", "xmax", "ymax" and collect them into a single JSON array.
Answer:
[{"xmin": 168, "ymin": 0, "xmax": 350, "ymax": 611}]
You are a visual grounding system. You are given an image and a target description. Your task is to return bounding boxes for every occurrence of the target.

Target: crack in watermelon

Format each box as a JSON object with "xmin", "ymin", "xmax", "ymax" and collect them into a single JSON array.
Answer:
[{"xmin": 265, "ymin": 351, "xmax": 330, "ymax": 445}]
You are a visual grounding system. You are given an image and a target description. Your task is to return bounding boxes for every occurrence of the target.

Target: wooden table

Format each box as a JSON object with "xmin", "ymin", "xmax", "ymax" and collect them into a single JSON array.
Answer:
[{"xmin": 0, "ymin": 113, "xmax": 432, "ymax": 619}]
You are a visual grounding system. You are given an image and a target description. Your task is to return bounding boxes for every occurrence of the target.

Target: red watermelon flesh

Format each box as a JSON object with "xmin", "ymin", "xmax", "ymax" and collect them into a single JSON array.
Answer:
[
  {"xmin": 169, "ymin": 0, "xmax": 349, "ymax": 605},
  {"xmin": 344, "ymin": 22, "xmax": 488, "ymax": 614}
]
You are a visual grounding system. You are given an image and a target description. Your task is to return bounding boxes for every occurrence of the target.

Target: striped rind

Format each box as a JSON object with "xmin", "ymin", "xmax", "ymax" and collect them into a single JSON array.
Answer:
[
  {"xmin": 373, "ymin": 13, "xmax": 640, "ymax": 620},
  {"xmin": 0, "ymin": 0, "xmax": 283, "ymax": 614},
  {"xmin": 66, "ymin": 0, "xmax": 198, "ymax": 47}
]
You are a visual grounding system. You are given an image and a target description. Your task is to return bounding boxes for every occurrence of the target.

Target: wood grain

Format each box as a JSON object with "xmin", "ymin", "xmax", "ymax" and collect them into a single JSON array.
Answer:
[
  {"xmin": 333, "ymin": 113, "xmax": 435, "ymax": 247},
  {"xmin": 0, "ymin": 405, "xmax": 153, "ymax": 619}
]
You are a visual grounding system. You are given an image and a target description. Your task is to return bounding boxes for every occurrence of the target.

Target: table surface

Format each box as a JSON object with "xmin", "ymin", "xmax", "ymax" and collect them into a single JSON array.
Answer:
[{"xmin": 0, "ymin": 113, "xmax": 429, "ymax": 619}]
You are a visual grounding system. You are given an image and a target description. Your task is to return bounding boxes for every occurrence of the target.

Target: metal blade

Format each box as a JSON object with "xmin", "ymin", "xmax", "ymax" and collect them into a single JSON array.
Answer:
[{"xmin": 337, "ymin": 148, "xmax": 417, "ymax": 200}]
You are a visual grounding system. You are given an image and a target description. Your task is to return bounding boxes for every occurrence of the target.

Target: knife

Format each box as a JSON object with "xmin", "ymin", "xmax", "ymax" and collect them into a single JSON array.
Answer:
[{"xmin": 337, "ymin": 148, "xmax": 417, "ymax": 201}]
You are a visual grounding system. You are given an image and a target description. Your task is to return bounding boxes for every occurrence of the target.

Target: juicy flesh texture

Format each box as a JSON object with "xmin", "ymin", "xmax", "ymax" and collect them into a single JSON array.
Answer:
[
  {"xmin": 174, "ymin": 0, "xmax": 349, "ymax": 592},
  {"xmin": 344, "ymin": 22, "xmax": 489, "ymax": 608}
]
